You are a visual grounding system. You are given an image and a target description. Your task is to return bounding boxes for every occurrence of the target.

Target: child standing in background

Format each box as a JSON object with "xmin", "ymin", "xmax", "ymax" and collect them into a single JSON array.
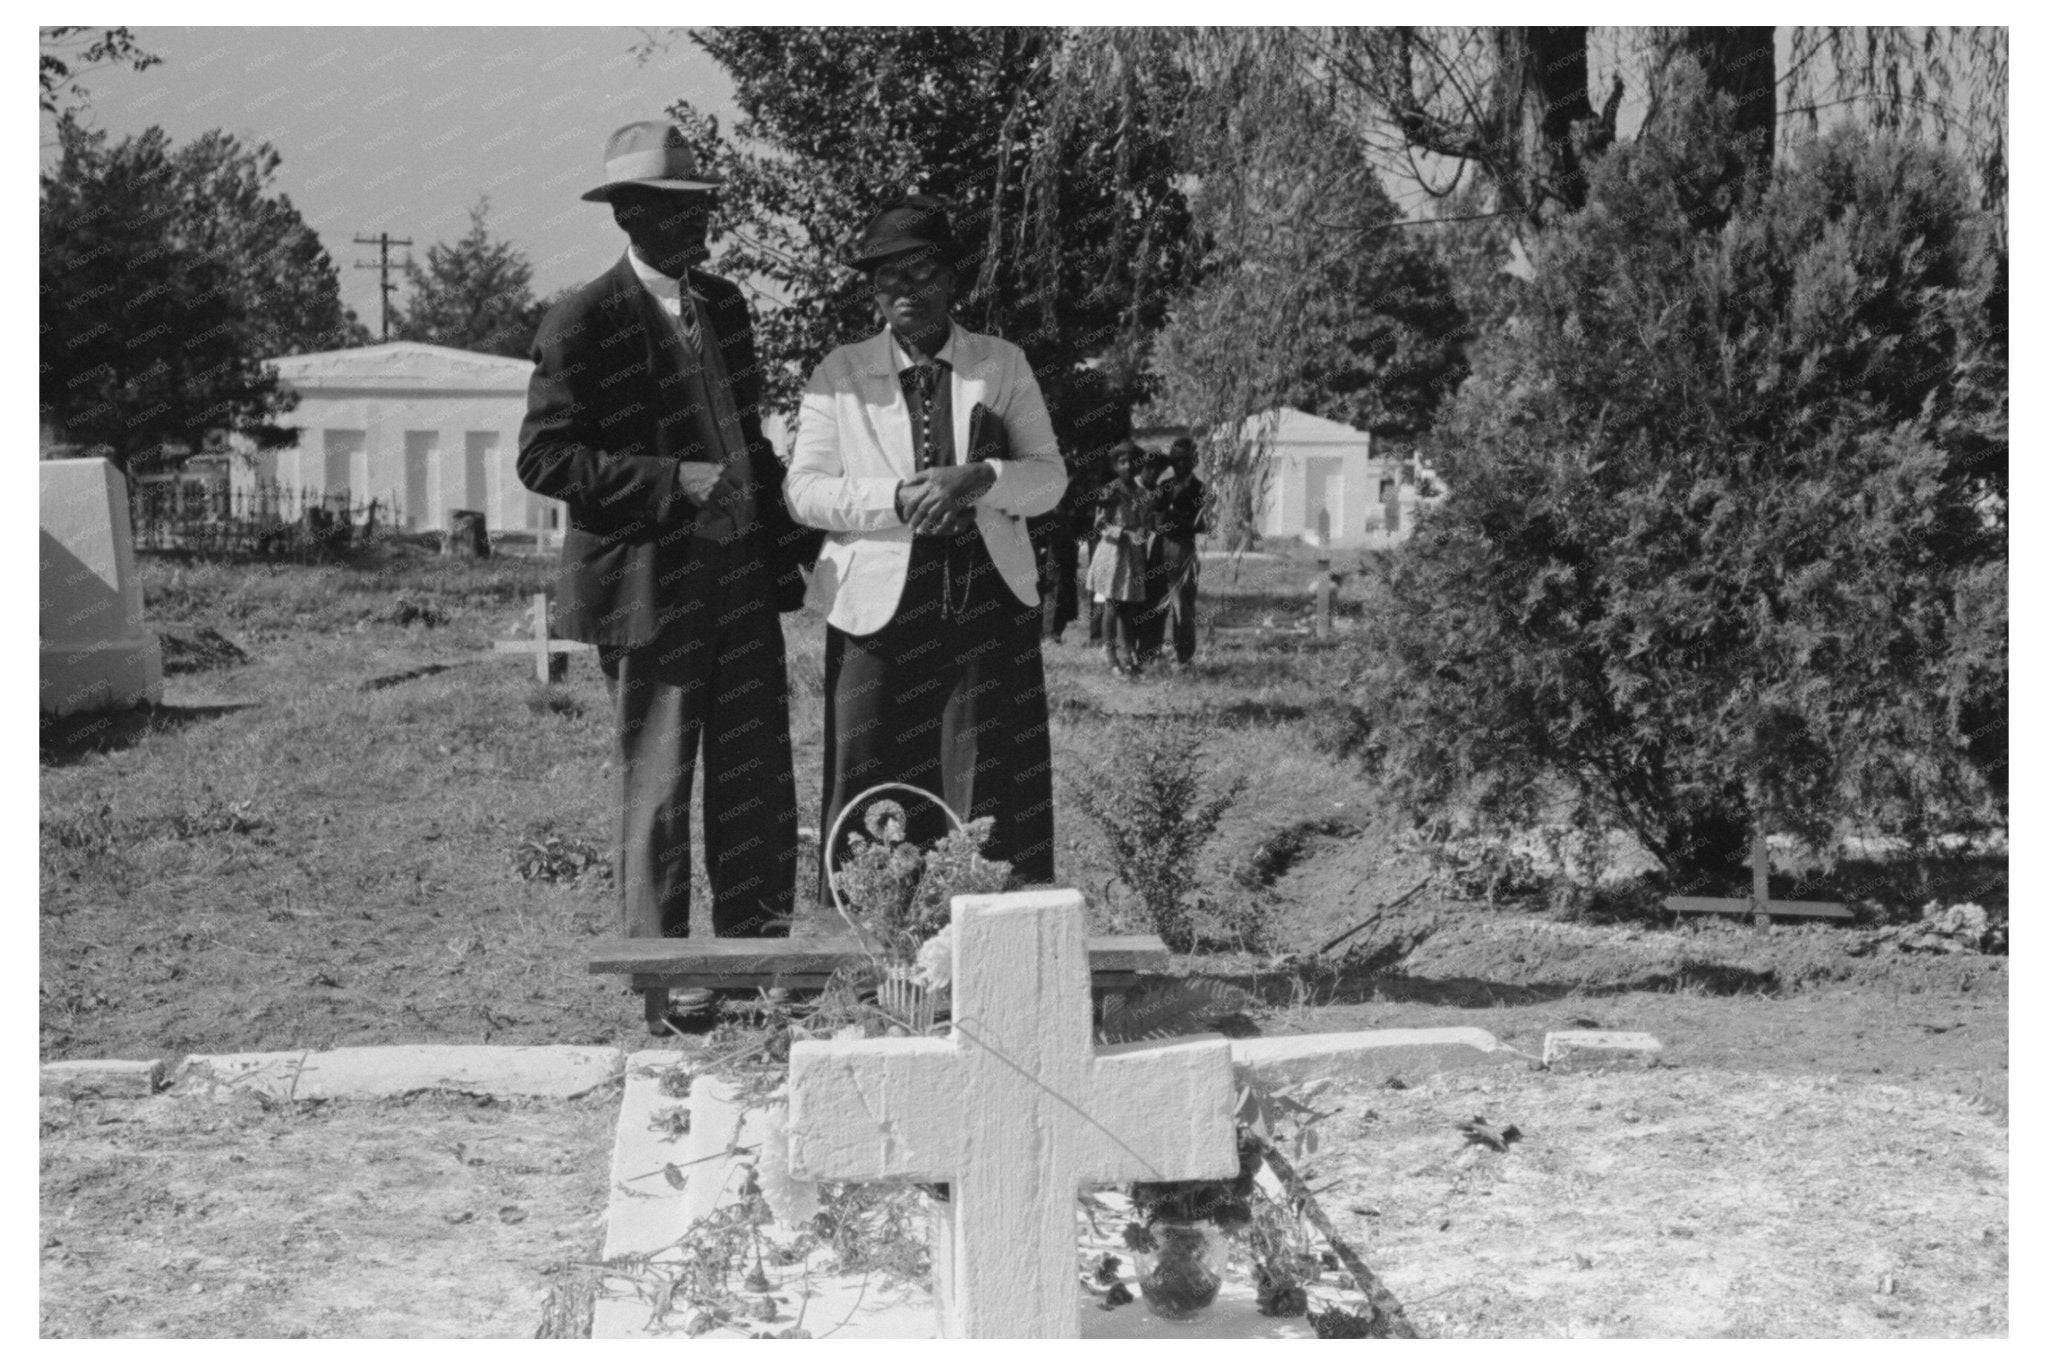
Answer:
[{"xmin": 1085, "ymin": 440, "xmax": 1155, "ymax": 677}]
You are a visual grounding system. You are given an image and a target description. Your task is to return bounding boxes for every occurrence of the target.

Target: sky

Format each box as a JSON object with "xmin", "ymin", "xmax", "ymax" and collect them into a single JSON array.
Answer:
[{"xmin": 39, "ymin": 26, "xmax": 746, "ymax": 333}]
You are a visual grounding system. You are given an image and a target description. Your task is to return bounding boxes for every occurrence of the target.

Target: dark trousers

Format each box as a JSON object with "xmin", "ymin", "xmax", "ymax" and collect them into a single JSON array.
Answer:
[
  {"xmin": 1133, "ymin": 538, "xmax": 1170, "ymax": 662},
  {"xmin": 1035, "ymin": 521, "xmax": 1079, "ymax": 640},
  {"xmin": 599, "ymin": 546, "xmax": 796, "ymax": 939},
  {"xmin": 1102, "ymin": 599, "xmax": 1144, "ymax": 666},
  {"xmin": 1161, "ymin": 535, "xmax": 1199, "ymax": 663},
  {"xmin": 821, "ymin": 535, "xmax": 1057, "ymax": 895}
]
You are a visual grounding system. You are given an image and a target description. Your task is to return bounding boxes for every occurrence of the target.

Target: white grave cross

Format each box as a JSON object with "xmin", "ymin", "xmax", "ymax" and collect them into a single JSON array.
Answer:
[{"xmin": 787, "ymin": 889, "xmax": 1239, "ymax": 1338}]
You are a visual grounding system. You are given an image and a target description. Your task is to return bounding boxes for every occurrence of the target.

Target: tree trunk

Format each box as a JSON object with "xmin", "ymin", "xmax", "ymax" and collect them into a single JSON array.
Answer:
[
  {"xmin": 445, "ymin": 509, "xmax": 490, "ymax": 559},
  {"xmin": 1496, "ymin": 26, "xmax": 1612, "ymax": 221}
]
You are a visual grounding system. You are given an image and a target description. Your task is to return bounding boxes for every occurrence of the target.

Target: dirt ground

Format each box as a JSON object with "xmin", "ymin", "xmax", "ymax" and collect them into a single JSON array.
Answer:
[
  {"xmin": 1310, "ymin": 1064, "xmax": 2007, "ymax": 1337},
  {"xmin": 39, "ymin": 1088, "xmax": 615, "ymax": 1338}
]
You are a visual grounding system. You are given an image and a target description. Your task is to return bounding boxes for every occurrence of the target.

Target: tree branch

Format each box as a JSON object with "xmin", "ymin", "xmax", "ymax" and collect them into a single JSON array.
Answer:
[{"xmin": 1254, "ymin": 1138, "xmax": 1420, "ymax": 1338}]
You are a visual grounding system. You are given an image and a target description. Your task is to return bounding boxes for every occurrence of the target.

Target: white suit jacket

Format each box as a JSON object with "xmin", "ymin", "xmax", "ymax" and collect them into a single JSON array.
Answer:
[{"xmin": 786, "ymin": 325, "xmax": 1069, "ymax": 636}]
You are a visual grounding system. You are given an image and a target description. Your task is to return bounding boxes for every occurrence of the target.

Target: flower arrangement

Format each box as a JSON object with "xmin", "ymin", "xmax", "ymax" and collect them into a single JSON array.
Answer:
[{"xmin": 828, "ymin": 789, "xmax": 1012, "ymax": 967}]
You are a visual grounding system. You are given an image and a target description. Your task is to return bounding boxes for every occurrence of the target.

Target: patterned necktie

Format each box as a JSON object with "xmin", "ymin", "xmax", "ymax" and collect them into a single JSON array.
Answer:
[
  {"xmin": 676, "ymin": 290, "xmax": 703, "ymax": 356},
  {"xmin": 913, "ymin": 363, "xmax": 942, "ymax": 469}
]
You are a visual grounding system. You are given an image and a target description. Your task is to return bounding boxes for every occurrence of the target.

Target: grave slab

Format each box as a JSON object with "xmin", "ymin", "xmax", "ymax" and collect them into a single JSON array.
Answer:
[
  {"xmin": 40, "ymin": 1058, "xmax": 165, "ymax": 1098},
  {"xmin": 1542, "ymin": 1030, "xmax": 1664, "ymax": 1068},
  {"xmin": 40, "ymin": 457, "xmax": 161, "ymax": 715},
  {"xmin": 1230, "ymin": 1026, "xmax": 1524, "ymax": 1085},
  {"xmin": 594, "ymin": 1053, "xmax": 1352, "ymax": 1339},
  {"xmin": 592, "ymin": 1053, "xmax": 937, "ymax": 1340},
  {"xmin": 175, "ymin": 1045, "xmax": 621, "ymax": 1099}
]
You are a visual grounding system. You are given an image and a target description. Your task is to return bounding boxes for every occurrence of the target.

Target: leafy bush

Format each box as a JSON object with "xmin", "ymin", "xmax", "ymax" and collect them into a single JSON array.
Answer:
[
  {"xmin": 509, "ymin": 826, "xmax": 611, "ymax": 888},
  {"xmin": 1071, "ymin": 717, "xmax": 1245, "ymax": 952},
  {"xmin": 1356, "ymin": 60, "xmax": 2006, "ymax": 882}
]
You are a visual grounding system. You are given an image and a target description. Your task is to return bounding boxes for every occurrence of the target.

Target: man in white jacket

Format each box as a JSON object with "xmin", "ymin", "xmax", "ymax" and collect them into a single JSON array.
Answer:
[{"xmin": 786, "ymin": 196, "xmax": 1068, "ymax": 886}]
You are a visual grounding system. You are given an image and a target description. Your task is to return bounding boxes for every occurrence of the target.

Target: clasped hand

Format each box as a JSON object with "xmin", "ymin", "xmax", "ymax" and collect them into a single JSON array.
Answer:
[
  {"xmin": 897, "ymin": 463, "xmax": 996, "ymax": 536},
  {"xmin": 674, "ymin": 461, "xmax": 726, "ymax": 503}
]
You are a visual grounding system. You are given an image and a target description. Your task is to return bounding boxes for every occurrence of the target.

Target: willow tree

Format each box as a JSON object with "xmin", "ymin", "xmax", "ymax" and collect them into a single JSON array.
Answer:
[{"xmin": 658, "ymin": 26, "xmax": 1196, "ymax": 453}]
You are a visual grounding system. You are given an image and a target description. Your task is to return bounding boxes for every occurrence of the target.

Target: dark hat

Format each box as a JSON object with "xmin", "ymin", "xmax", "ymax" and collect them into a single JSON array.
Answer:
[
  {"xmin": 848, "ymin": 196, "xmax": 958, "ymax": 271},
  {"xmin": 581, "ymin": 121, "xmax": 721, "ymax": 202}
]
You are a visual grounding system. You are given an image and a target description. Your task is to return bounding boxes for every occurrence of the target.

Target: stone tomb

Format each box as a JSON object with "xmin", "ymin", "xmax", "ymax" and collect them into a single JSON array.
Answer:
[{"xmin": 40, "ymin": 457, "xmax": 162, "ymax": 715}]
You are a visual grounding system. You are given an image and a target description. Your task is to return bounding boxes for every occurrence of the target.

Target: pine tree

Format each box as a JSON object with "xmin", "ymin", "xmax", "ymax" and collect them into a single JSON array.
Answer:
[
  {"xmin": 394, "ymin": 199, "xmax": 546, "ymax": 358},
  {"xmin": 1356, "ymin": 61, "xmax": 2007, "ymax": 878}
]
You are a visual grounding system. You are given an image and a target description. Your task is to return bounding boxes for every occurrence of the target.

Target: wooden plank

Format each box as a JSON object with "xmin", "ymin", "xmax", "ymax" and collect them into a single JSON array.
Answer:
[
  {"xmin": 1663, "ymin": 895, "xmax": 1851, "ymax": 920},
  {"xmin": 629, "ymin": 970, "xmax": 1151, "ymax": 992},
  {"xmin": 491, "ymin": 639, "xmax": 595, "ymax": 655},
  {"xmin": 593, "ymin": 934, "xmax": 1169, "ymax": 977}
]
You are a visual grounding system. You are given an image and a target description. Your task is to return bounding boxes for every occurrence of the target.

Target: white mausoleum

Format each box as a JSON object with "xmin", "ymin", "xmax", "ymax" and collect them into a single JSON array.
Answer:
[
  {"xmin": 1246, "ymin": 406, "xmax": 1439, "ymax": 548},
  {"xmin": 236, "ymin": 342, "xmax": 560, "ymax": 536}
]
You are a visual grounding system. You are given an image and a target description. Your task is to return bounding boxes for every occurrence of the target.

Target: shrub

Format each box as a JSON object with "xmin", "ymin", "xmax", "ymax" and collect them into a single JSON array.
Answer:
[
  {"xmin": 1355, "ymin": 61, "xmax": 2006, "ymax": 883},
  {"xmin": 510, "ymin": 825, "xmax": 611, "ymax": 888},
  {"xmin": 1071, "ymin": 717, "xmax": 1245, "ymax": 952}
]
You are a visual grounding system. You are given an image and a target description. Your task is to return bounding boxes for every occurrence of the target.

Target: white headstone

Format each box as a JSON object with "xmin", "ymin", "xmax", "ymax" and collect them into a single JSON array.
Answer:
[
  {"xmin": 787, "ymin": 889, "xmax": 1240, "ymax": 1338},
  {"xmin": 40, "ymin": 457, "xmax": 161, "ymax": 715}
]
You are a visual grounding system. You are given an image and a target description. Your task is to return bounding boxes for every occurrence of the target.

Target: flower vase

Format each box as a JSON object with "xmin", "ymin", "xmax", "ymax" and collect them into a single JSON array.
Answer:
[
  {"xmin": 1133, "ymin": 1219, "xmax": 1227, "ymax": 1321},
  {"xmin": 877, "ymin": 962, "xmax": 934, "ymax": 1033}
]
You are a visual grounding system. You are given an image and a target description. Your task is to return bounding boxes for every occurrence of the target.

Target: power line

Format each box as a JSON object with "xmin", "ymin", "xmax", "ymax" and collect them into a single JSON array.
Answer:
[{"xmin": 353, "ymin": 232, "xmax": 413, "ymax": 342}]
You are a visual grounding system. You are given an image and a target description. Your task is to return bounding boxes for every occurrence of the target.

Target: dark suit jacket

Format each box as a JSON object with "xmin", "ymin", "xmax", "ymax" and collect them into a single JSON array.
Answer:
[{"xmin": 516, "ymin": 254, "xmax": 820, "ymax": 646}]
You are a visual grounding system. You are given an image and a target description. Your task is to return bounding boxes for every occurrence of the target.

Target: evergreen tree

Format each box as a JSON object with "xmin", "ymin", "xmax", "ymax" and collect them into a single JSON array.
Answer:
[
  {"xmin": 1355, "ymin": 62, "xmax": 2007, "ymax": 877},
  {"xmin": 394, "ymin": 199, "xmax": 546, "ymax": 358}
]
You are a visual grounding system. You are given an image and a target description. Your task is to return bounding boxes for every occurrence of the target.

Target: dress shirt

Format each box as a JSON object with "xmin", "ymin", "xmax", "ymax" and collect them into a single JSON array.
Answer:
[{"xmin": 626, "ymin": 247, "xmax": 754, "ymax": 541}]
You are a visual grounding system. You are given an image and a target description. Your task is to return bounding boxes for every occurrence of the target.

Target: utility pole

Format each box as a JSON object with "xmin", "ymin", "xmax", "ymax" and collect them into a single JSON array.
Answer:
[{"xmin": 353, "ymin": 231, "xmax": 413, "ymax": 342}]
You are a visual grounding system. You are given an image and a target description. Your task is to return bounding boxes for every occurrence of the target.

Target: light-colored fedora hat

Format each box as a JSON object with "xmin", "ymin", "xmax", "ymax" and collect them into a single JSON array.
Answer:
[{"xmin": 580, "ymin": 121, "xmax": 722, "ymax": 202}]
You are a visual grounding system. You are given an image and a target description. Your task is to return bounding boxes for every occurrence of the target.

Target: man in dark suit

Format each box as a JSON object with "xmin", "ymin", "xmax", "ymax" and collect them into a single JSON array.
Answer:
[{"xmin": 517, "ymin": 121, "xmax": 819, "ymax": 1031}]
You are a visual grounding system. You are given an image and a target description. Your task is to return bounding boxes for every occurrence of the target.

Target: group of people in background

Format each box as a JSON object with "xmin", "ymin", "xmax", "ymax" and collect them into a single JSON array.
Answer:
[{"xmin": 1037, "ymin": 436, "xmax": 1209, "ymax": 677}]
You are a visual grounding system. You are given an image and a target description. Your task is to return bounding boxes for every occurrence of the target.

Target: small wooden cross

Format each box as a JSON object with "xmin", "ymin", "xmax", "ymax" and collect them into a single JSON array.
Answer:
[
  {"xmin": 786, "ymin": 889, "xmax": 1240, "ymax": 1338},
  {"xmin": 1663, "ymin": 828, "xmax": 1848, "ymax": 924},
  {"xmin": 491, "ymin": 591, "xmax": 593, "ymax": 683}
]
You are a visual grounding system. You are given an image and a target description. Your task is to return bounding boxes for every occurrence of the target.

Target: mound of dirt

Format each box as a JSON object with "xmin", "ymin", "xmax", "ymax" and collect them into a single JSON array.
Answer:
[
  {"xmin": 158, "ymin": 627, "xmax": 250, "ymax": 675},
  {"xmin": 1266, "ymin": 819, "xmax": 2008, "ymax": 1000},
  {"xmin": 1392, "ymin": 911, "xmax": 2008, "ymax": 997}
]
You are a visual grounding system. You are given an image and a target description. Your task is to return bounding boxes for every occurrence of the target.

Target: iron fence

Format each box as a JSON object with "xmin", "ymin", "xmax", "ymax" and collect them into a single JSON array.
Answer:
[{"xmin": 129, "ymin": 481, "xmax": 398, "ymax": 561}]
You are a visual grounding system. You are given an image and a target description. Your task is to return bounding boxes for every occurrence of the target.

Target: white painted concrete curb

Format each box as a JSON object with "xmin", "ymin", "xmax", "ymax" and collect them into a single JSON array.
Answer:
[
  {"xmin": 168, "ymin": 1045, "xmax": 625, "ymax": 1100},
  {"xmin": 46, "ymin": 1027, "xmax": 1539, "ymax": 1104},
  {"xmin": 1229, "ymin": 1026, "xmax": 1530, "ymax": 1084}
]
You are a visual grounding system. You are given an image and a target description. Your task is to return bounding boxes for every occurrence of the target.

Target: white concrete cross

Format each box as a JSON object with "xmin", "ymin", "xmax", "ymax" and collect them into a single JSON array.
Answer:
[{"xmin": 786, "ymin": 888, "xmax": 1239, "ymax": 1338}]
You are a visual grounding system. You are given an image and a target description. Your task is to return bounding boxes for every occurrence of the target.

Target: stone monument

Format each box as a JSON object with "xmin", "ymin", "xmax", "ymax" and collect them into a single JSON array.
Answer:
[{"xmin": 41, "ymin": 457, "xmax": 162, "ymax": 715}]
